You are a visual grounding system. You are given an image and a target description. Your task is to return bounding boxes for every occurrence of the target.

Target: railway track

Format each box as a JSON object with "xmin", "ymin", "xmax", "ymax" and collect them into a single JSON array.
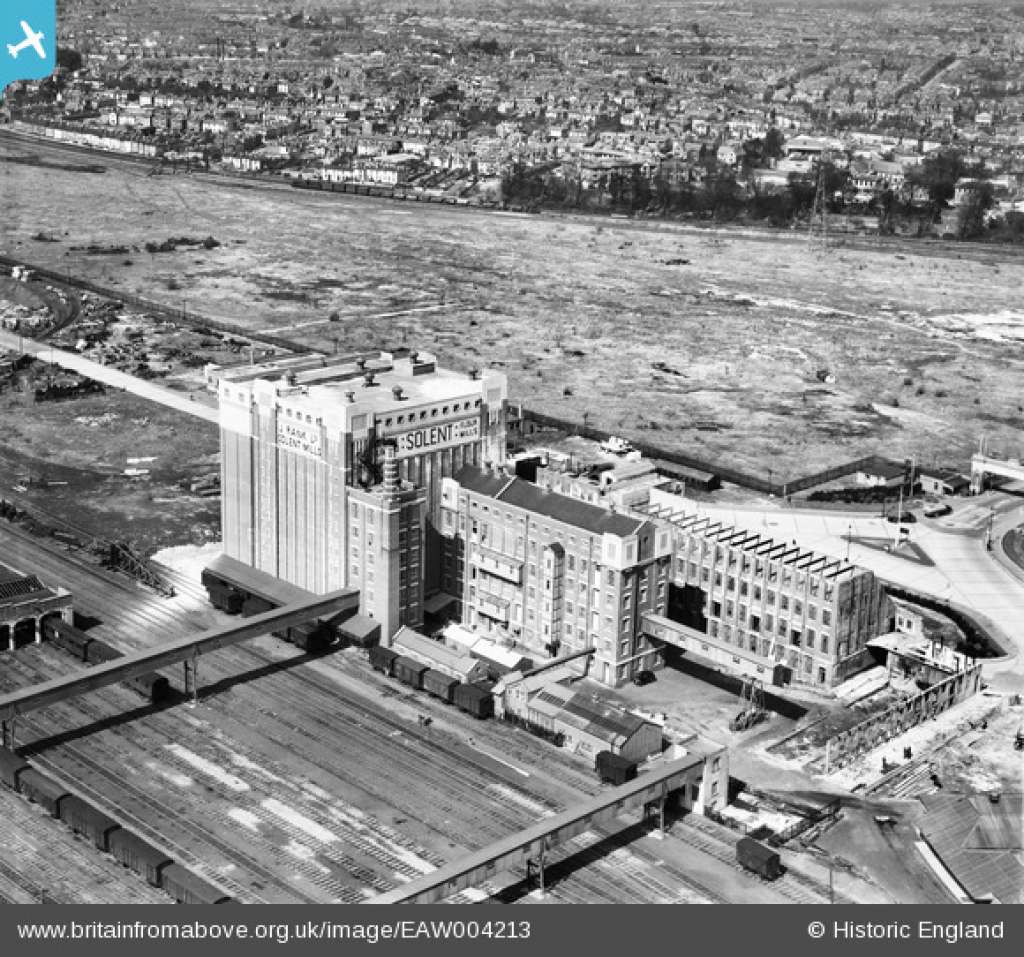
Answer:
[{"xmin": 0, "ymin": 527, "xmax": 794, "ymax": 904}]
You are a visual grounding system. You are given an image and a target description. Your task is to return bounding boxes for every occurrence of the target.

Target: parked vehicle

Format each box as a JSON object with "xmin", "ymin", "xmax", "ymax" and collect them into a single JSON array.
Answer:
[
  {"xmin": 632, "ymin": 669, "xmax": 656, "ymax": 687},
  {"xmin": 595, "ymin": 750, "xmax": 638, "ymax": 785},
  {"xmin": 736, "ymin": 836, "xmax": 783, "ymax": 880},
  {"xmin": 201, "ymin": 556, "xmax": 338, "ymax": 649},
  {"xmin": 18, "ymin": 769, "xmax": 71, "ymax": 818},
  {"xmin": 0, "ymin": 746, "xmax": 29, "ymax": 789},
  {"xmin": 422, "ymin": 669, "xmax": 459, "ymax": 704},
  {"xmin": 161, "ymin": 863, "xmax": 234, "ymax": 905},
  {"xmin": 369, "ymin": 645, "xmax": 398, "ymax": 676},
  {"xmin": 60, "ymin": 795, "xmax": 121, "ymax": 851},
  {"xmin": 453, "ymin": 683, "xmax": 494, "ymax": 719},
  {"xmin": 108, "ymin": 829, "xmax": 173, "ymax": 887}
]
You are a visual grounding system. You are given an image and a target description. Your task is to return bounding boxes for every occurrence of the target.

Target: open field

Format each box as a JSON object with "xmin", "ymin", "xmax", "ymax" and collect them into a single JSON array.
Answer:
[
  {"xmin": 2, "ymin": 133, "xmax": 1024, "ymax": 479},
  {"xmin": 0, "ymin": 385, "xmax": 219, "ymax": 554}
]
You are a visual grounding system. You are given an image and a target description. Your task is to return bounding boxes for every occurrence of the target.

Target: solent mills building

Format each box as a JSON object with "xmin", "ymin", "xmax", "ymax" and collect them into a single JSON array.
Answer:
[{"xmin": 211, "ymin": 348, "xmax": 508, "ymax": 638}]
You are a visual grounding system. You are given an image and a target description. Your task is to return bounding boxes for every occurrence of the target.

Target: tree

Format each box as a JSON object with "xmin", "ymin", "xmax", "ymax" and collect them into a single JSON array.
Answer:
[
  {"xmin": 907, "ymin": 148, "xmax": 967, "ymax": 210},
  {"xmin": 763, "ymin": 127, "xmax": 786, "ymax": 160},
  {"xmin": 957, "ymin": 182, "xmax": 994, "ymax": 239},
  {"xmin": 56, "ymin": 47, "xmax": 84, "ymax": 73}
]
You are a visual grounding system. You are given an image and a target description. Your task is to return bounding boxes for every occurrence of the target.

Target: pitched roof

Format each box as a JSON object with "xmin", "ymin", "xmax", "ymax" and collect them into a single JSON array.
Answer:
[{"xmin": 454, "ymin": 466, "xmax": 643, "ymax": 537}]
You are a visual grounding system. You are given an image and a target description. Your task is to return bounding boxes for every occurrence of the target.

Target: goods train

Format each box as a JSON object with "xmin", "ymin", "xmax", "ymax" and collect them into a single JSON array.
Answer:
[
  {"xmin": 0, "ymin": 748, "xmax": 235, "ymax": 903},
  {"xmin": 368, "ymin": 645, "xmax": 494, "ymax": 720},
  {"xmin": 41, "ymin": 617, "xmax": 171, "ymax": 704},
  {"xmin": 200, "ymin": 558, "xmax": 363, "ymax": 653}
]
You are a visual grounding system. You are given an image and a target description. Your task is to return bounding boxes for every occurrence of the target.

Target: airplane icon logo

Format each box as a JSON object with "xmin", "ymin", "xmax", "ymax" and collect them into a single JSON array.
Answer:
[
  {"xmin": 1, "ymin": 2, "xmax": 57, "ymax": 100},
  {"xmin": 7, "ymin": 21, "xmax": 46, "ymax": 60}
]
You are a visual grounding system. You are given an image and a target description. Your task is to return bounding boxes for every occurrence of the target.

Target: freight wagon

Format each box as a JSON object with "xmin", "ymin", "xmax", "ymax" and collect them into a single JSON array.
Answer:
[
  {"xmin": 453, "ymin": 683, "xmax": 494, "ymax": 720},
  {"xmin": 42, "ymin": 619, "xmax": 173, "ymax": 704},
  {"xmin": 392, "ymin": 655, "xmax": 429, "ymax": 690},
  {"xmin": 736, "ymin": 837, "xmax": 783, "ymax": 881},
  {"xmin": 0, "ymin": 746, "xmax": 29, "ymax": 789},
  {"xmin": 59, "ymin": 795, "xmax": 121, "ymax": 851},
  {"xmin": 202, "ymin": 555, "xmax": 337, "ymax": 651},
  {"xmin": 18, "ymin": 769, "xmax": 72, "ymax": 817},
  {"xmin": 369, "ymin": 645, "xmax": 398, "ymax": 676},
  {"xmin": 161, "ymin": 863, "xmax": 235, "ymax": 905},
  {"xmin": 595, "ymin": 750, "xmax": 638, "ymax": 786},
  {"xmin": 43, "ymin": 616, "xmax": 93, "ymax": 660},
  {"xmin": 422, "ymin": 669, "xmax": 459, "ymax": 704},
  {"xmin": 108, "ymin": 829, "xmax": 174, "ymax": 887},
  {"xmin": 206, "ymin": 582, "xmax": 243, "ymax": 614}
]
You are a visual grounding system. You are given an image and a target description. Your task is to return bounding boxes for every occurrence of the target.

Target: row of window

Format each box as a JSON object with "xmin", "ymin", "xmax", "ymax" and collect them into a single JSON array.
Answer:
[
  {"xmin": 710, "ymin": 597, "xmax": 832, "ymax": 629},
  {"xmin": 708, "ymin": 619, "xmax": 830, "ymax": 656},
  {"xmin": 677, "ymin": 547, "xmax": 836, "ymax": 600},
  {"xmin": 381, "ymin": 398, "xmax": 481, "ymax": 429}
]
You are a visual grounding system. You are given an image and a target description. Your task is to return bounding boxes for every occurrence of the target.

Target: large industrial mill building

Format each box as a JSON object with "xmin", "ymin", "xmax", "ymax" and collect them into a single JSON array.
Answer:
[{"xmin": 212, "ymin": 349, "xmax": 507, "ymax": 637}]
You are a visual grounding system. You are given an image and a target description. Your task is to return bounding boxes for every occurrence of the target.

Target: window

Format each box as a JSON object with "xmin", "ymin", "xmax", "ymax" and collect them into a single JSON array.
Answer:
[
  {"xmin": 818, "ymin": 667, "xmax": 826, "ymax": 683},
  {"xmin": 712, "ymin": 600, "xmax": 722, "ymax": 617},
  {"xmin": 822, "ymin": 609, "xmax": 832, "ymax": 626},
  {"xmin": 808, "ymin": 604, "xmax": 817, "ymax": 621},
  {"xmin": 750, "ymin": 614, "xmax": 760, "ymax": 631},
  {"xmin": 820, "ymin": 637, "xmax": 828, "ymax": 654}
]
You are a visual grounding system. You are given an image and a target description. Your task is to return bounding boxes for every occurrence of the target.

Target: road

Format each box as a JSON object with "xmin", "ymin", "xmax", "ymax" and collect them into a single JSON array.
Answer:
[
  {"xmin": 0, "ymin": 328, "xmax": 219, "ymax": 424},
  {"xmin": 673, "ymin": 492, "xmax": 1024, "ymax": 692}
]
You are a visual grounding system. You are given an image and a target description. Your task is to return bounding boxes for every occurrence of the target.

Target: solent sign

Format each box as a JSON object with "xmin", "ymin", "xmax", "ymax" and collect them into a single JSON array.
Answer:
[{"xmin": 392, "ymin": 417, "xmax": 480, "ymax": 459}]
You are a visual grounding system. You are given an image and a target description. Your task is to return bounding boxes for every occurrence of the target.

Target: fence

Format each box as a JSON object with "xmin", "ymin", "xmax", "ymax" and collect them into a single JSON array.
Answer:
[{"xmin": 0, "ymin": 254, "xmax": 308, "ymax": 355}]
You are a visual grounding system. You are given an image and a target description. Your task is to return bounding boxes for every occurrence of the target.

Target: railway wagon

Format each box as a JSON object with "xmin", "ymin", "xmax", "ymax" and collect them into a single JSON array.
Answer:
[
  {"xmin": 369, "ymin": 645, "xmax": 398, "ymax": 676},
  {"xmin": 108, "ymin": 829, "xmax": 174, "ymax": 887},
  {"xmin": 285, "ymin": 621, "xmax": 333, "ymax": 652},
  {"xmin": 18, "ymin": 769, "xmax": 72, "ymax": 817},
  {"xmin": 595, "ymin": 750, "xmax": 638, "ymax": 786},
  {"xmin": 241, "ymin": 595, "xmax": 274, "ymax": 617},
  {"xmin": 85, "ymin": 638, "xmax": 123, "ymax": 664},
  {"xmin": 202, "ymin": 555, "xmax": 337, "ymax": 646},
  {"xmin": 453, "ymin": 683, "xmax": 494, "ymax": 720},
  {"xmin": 392, "ymin": 655, "xmax": 429, "ymax": 690},
  {"xmin": 59, "ymin": 795, "xmax": 121, "ymax": 851},
  {"xmin": 126, "ymin": 671, "xmax": 172, "ymax": 704},
  {"xmin": 422, "ymin": 669, "xmax": 459, "ymax": 704},
  {"xmin": 43, "ymin": 621, "xmax": 170, "ymax": 703},
  {"xmin": 42, "ymin": 617, "xmax": 93, "ymax": 660},
  {"xmin": 0, "ymin": 746, "xmax": 29, "ymax": 789},
  {"xmin": 207, "ymin": 583, "xmax": 243, "ymax": 614},
  {"xmin": 161, "ymin": 863, "xmax": 235, "ymax": 905},
  {"xmin": 736, "ymin": 837, "xmax": 783, "ymax": 881}
]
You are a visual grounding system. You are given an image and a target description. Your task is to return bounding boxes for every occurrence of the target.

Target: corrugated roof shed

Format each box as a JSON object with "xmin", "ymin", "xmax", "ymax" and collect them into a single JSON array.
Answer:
[{"xmin": 920, "ymin": 792, "xmax": 1023, "ymax": 904}]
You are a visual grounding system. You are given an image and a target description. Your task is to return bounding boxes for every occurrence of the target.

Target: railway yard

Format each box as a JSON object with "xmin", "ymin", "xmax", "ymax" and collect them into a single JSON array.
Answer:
[{"xmin": 0, "ymin": 523, "xmax": 846, "ymax": 905}]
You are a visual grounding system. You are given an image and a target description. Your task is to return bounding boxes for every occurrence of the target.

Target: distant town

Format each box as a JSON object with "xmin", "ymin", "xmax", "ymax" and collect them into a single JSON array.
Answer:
[{"xmin": 3, "ymin": 0, "xmax": 1024, "ymax": 239}]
